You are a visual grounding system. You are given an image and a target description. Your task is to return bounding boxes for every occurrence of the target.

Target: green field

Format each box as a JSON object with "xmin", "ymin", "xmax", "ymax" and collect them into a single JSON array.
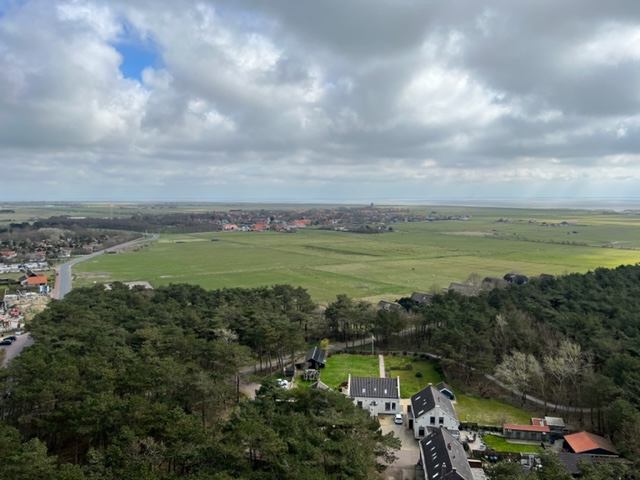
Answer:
[
  {"xmin": 455, "ymin": 393, "xmax": 534, "ymax": 425},
  {"xmin": 385, "ymin": 356, "xmax": 442, "ymax": 398},
  {"xmin": 316, "ymin": 354, "xmax": 380, "ymax": 389},
  {"xmin": 70, "ymin": 206, "xmax": 640, "ymax": 303}
]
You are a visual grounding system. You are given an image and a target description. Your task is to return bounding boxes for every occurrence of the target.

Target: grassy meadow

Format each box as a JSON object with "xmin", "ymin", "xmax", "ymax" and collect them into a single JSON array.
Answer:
[{"xmin": 70, "ymin": 206, "xmax": 640, "ymax": 304}]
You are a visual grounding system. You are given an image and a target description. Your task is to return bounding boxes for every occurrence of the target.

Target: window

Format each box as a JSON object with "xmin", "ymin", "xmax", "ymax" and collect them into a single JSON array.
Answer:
[
  {"xmin": 357, "ymin": 401, "xmax": 363, "ymax": 407},
  {"xmin": 392, "ymin": 402, "xmax": 396, "ymax": 410},
  {"xmin": 385, "ymin": 402, "xmax": 391, "ymax": 411},
  {"xmin": 418, "ymin": 427, "xmax": 425, "ymax": 437},
  {"xmin": 439, "ymin": 417, "xmax": 444, "ymax": 425},
  {"xmin": 430, "ymin": 416, "xmax": 436, "ymax": 425}
]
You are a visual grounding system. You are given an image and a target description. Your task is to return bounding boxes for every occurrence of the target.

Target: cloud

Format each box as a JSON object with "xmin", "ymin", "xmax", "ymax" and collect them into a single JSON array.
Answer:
[{"xmin": 1, "ymin": 0, "xmax": 640, "ymax": 202}]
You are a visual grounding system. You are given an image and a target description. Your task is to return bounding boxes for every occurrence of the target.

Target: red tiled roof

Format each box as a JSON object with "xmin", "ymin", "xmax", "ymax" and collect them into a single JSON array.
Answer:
[
  {"xmin": 564, "ymin": 431, "xmax": 618, "ymax": 455},
  {"xmin": 503, "ymin": 423, "xmax": 550, "ymax": 433},
  {"xmin": 26, "ymin": 276, "xmax": 47, "ymax": 285}
]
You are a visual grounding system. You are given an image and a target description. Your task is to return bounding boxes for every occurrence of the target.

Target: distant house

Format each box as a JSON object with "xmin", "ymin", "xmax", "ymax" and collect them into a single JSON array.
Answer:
[
  {"xmin": 481, "ymin": 277, "xmax": 505, "ymax": 290},
  {"xmin": 410, "ymin": 384, "xmax": 459, "ymax": 439},
  {"xmin": 503, "ymin": 273, "xmax": 529, "ymax": 285},
  {"xmin": 410, "ymin": 292, "xmax": 433, "ymax": 304},
  {"xmin": 445, "ymin": 283, "xmax": 477, "ymax": 296},
  {"xmin": 305, "ymin": 346, "xmax": 327, "ymax": 370},
  {"xmin": 502, "ymin": 423, "xmax": 549, "ymax": 442},
  {"xmin": 563, "ymin": 431, "xmax": 619, "ymax": 456},
  {"xmin": 419, "ymin": 428, "xmax": 475, "ymax": 480},
  {"xmin": 0, "ymin": 250, "xmax": 17, "ymax": 259},
  {"xmin": 18, "ymin": 270, "xmax": 47, "ymax": 287},
  {"xmin": 222, "ymin": 224, "xmax": 239, "ymax": 231},
  {"xmin": 436, "ymin": 381, "xmax": 455, "ymax": 400},
  {"xmin": 347, "ymin": 375, "xmax": 401, "ymax": 416},
  {"xmin": 377, "ymin": 300, "xmax": 402, "ymax": 311}
]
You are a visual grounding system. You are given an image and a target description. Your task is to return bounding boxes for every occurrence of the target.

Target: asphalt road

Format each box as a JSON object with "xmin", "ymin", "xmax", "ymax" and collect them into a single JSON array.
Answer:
[
  {"xmin": 1, "ymin": 333, "xmax": 34, "ymax": 367},
  {"xmin": 53, "ymin": 234, "xmax": 158, "ymax": 299}
]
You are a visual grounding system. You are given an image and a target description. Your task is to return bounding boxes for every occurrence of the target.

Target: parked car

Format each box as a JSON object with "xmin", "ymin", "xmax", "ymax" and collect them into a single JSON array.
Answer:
[
  {"xmin": 4, "ymin": 336, "xmax": 16, "ymax": 342},
  {"xmin": 0, "ymin": 339, "xmax": 12, "ymax": 346},
  {"xmin": 276, "ymin": 379, "xmax": 289, "ymax": 388},
  {"xmin": 394, "ymin": 413, "xmax": 403, "ymax": 425}
]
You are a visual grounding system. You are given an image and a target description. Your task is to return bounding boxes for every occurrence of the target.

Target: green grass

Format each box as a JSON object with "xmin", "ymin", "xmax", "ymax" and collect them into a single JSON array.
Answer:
[
  {"xmin": 482, "ymin": 434, "xmax": 541, "ymax": 453},
  {"xmin": 317, "ymin": 354, "xmax": 380, "ymax": 390},
  {"xmin": 455, "ymin": 393, "xmax": 534, "ymax": 426},
  {"xmin": 385, "ymin": 356, "xmax": 442, "ymax": 398},
  {"xmin": 67, "ymin": 206, "xmax": 640, "ymax": 303}
]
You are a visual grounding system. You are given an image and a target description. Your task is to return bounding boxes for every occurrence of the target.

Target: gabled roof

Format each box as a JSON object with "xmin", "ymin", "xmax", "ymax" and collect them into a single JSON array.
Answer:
[
  {"xmin": 564, "ymin": 431, "xmax": 619, "ymax": 455},
  {"xmin": 26, "ymin": 275, "xmax": 47, "ymax": 285},
  {"xmin": 557, "ymin": 453, "xmax": 629, "ymax": 476},
  {"xmin": 436, "ymin": 381, "xmax": 454, "ymax": 393},
  {"xmin": 377, "ymin": 300, "xmax": 402, "ymax": 311},
  {"xmin": 348, "ymin": 375, "xmax": 399, "ymax": 399},
  {"xmin": 411, "ymin": 292, "xmax": 433, "ymax": 304},
  {"xmin": 420, "ymin": 428, "xmax": 473, "ymax": 480},
  {"xmin": 411, "ymin": 385, "xmax": 457, "ymax": 421},
  {"xmin": 503, "ymin": 423, "xmax": 549, "ymax": 433},
  {"xmin": 305, "ymin": 346, "xmax": 326, "ymax": 365},
  {"xmin": 310, "ymin": 380, "xmax": 330, "ymax": 391}
]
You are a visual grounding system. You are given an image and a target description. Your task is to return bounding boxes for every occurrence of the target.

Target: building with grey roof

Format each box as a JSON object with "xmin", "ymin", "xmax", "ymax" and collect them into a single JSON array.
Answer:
[
  {"xmin": 410, "ymin": 384, "xmax": 459, "ymax": 439},
  {"xmin": 347, "ymin": 375, "xmax": 401, "ymax": 416},
  {"xmin": 419, "ymin": 427, "xmax": 474, "ymax": 480}
]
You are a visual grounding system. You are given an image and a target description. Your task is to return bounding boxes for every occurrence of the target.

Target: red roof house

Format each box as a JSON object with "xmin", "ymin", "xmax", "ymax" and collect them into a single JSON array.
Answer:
[{"xmin": 564, "ymin": 431, "xmax": 619, "ymax": 456}]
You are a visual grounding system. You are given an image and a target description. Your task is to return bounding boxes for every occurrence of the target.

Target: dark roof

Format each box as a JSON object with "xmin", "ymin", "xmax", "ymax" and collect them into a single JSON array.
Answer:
[
  {"xmin": 436, "ymin": 381, "xmax": 454, "ymax": 393},
  {"xmin": 305, "ymin": 346, "xmax": 326, "ymax": 365},
  {"xmin": 420, "ymin": 428, "xmax": 473, "ymax": 480},
  {"xmin": 377, "ymin": 300, "xmax": 402, "ymax": 311},
  {"xmin": 447, "ymin": 283, "xmax": 477, "ymax": 296},
  {"xmin": 557, "ymin": 453, "xmax": 629, "ymax": 476},
  {"xmin": 411, "ymin": 385, "xmax": 457, "ymax": 421},
  {"xmin": 411, "ymin": 292, "xmax": 433, "ymax": 304},
  {"xmin": 349, "ymin": 376, "xmax": 399, "ymax": 399},
  {"xmin": 564, "ymin": 431, "xmax": 619, "ymax": 455}
]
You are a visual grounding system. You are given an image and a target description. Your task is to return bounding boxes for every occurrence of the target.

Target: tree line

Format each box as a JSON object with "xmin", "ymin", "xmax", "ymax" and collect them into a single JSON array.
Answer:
[{"xmin": 0, "ymin": 283, "xmax": 397, "ymax": 479}]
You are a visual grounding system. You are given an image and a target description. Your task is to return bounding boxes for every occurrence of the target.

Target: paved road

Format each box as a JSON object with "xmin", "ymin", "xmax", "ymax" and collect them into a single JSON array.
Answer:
[
  {"xmin": 53, "ymin": 234, "xmax": 158, "ymax": 299},
  {"xmin": 1, "ymin": 333, "xmax": 34, "ymax": 367}
]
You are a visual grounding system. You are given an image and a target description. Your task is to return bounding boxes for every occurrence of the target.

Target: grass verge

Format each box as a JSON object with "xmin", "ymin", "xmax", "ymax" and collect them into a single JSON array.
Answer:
[{"xmin": 482, "ymin": 434, "xmax": 541, "ymax": 453}]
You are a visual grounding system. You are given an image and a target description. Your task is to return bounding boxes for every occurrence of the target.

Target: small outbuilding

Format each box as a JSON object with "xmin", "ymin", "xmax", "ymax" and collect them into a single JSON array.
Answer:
[
  {"xmin": 503, "ymin": 423, "xmax": 549, "ymax": 442},
  {"xmin": 436, "ymin": 381, "xmax": 455, "ymax": 400},
  {"xmin": 305, "ymin": 346, "xmax": 327, "ymax": 370}
]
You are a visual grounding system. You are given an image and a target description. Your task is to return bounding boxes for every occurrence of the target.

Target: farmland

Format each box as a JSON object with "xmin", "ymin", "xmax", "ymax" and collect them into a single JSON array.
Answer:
[{"xmin": 71, "ymin": 206, "xmax": 640, "ymax": 303}]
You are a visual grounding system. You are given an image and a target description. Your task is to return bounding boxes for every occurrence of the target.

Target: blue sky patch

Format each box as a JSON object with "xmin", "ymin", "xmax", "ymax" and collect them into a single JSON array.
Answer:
[{"xmin": 113, "ymin": 41, "xmax": 161, "ymax": 81}]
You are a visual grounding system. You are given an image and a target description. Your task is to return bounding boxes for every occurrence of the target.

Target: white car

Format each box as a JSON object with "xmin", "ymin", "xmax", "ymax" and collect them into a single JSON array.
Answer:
[
  {"xmin": 276, "ymin": 379, "xmax": 289, "ymax": 388},
  {"xmin": 394, "ymin": 413, "xmax": 403, "ymax": 425}
]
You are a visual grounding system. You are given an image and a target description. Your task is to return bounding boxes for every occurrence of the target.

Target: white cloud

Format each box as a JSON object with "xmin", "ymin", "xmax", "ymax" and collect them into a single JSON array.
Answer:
[{"xmin": 1, "ymin": 0, "xmax": 640, "ymax": 202}]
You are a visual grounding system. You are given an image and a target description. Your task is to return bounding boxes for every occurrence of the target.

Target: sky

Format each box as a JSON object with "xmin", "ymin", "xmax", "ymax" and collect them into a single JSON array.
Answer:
[{"xmin": 1, "ymin": 0, "xmax": 640, "ymax": 204}]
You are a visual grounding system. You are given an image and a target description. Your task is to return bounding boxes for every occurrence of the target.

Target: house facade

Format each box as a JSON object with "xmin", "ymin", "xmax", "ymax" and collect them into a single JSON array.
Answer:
[
  {"xmin": 410, "ymin": 384, "xmax": 459, "ymax": 439},
  {"xmin": 347, "ymin": 375, "xmax": 401, "ymax": 417}
]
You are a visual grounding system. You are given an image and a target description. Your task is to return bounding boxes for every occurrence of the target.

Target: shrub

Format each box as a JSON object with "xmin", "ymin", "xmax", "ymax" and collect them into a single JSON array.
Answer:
[{"xmin": 415, "ymin": 371, "xmax": 423, "ymax": 378}]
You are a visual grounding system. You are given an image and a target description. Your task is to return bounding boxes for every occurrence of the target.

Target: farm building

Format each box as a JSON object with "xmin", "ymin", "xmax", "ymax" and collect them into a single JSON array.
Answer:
[
  {"xmin": 563, "ymin": 431, "xmax": 619, "ymax": 456},
  {"xmin": 347, "ymin": 375, "xmax": 401, "ymax": 417},
  {"xmin": 410, "ymin": 292, "xmax": 433, "ymax": 304},
  {"xmin": 18, "ymin": 270, "xmax": 47, "ymax": 287},
  {"xmin": 502, "ymin": 423, "xmax": 549, "ymax": 442},
  {"xmin": 376, "ymin": 300, "xmax": 402, "ymax": 311},
  {"xmin": 410, "ymin": 384, "xmax": 459, "ymax": 439}
]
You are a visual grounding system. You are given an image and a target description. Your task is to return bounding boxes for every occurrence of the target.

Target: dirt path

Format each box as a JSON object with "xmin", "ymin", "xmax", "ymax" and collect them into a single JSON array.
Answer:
[{"xmin": 379, "ymin": 354, "xmax": 385, "ymax": 378}]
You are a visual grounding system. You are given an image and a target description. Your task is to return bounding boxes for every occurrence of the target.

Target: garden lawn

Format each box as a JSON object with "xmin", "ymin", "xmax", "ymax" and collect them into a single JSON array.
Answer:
[
  {"xmin": 454, "ymin": 393, "xmax": 534, "ymax": 426},
  {"xmin": 318, "ymin": 354, "xmax": 380, "ymax": 390},
  {"xmin": 482, "ymin": 434, "xmax": 541, "ymax": 453},
  {"xmin": 385, "ymin": 356, "xmax": 442, "ymax": 398}
]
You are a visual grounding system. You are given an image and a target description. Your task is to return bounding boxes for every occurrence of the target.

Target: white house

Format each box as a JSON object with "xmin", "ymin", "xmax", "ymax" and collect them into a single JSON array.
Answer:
[
  {"xmin": 410, "ymin": 384, "xmax": 459, "ymax": 439},
  {"xmin": 347, "ymin": 375, "xmax": 401, "ymax": 417}
]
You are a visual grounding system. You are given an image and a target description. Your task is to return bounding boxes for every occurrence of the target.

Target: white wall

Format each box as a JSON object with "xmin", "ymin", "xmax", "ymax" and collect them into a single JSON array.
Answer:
[{"xmin": 413, "ymin": 406, "xmax": 458, "ymax": 438}]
